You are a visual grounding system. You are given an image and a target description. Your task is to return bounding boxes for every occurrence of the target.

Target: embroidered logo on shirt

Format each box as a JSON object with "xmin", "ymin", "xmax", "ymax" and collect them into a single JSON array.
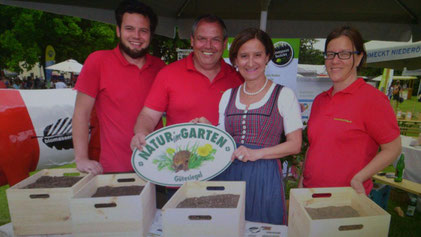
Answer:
[{"xmin": 333, "ymin": 118, "xmax": 352, "ymax": 123}]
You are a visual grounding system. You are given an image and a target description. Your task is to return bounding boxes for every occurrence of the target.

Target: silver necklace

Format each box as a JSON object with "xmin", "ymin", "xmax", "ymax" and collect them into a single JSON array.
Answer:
[{"xmin": 243, "ymin": 78, "xmax": 268, "ymax": 96}]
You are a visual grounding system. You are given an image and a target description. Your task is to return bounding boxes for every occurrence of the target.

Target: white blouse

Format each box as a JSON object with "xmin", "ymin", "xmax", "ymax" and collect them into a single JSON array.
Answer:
[{"xmin": 218, "ymin": 83, "xmax": 303, "ymax": 135}]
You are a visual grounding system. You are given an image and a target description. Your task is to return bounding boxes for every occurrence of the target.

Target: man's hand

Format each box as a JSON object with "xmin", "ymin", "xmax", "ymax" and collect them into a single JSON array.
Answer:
[
  {"xmin": 76, "ymin": 158, "xmax": 103, "ymax": 175},
  {"xmin": 190, "ymin": 117, "xmax": 212, "ymax": 125},
  {"xmin": 131, "ymin": 133, "xmax": 147, "ymax": 151}
]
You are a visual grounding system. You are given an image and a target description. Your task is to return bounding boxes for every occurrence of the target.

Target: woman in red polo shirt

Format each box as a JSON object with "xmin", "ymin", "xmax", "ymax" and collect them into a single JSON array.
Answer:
[{"xmin": 300, "ymin": 26, "xmax": 401, "ymax": 195}]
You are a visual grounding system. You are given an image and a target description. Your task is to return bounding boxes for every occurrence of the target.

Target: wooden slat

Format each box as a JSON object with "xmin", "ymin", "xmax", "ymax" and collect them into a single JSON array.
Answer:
[{"xmin": 372, "ymin": 175, "xmax": 421, "ymax": 196}]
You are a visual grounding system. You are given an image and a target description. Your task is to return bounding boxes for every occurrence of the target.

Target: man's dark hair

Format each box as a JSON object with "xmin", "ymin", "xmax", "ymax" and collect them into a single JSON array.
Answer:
[
  {"xmin": 115, "ymin": 0, "xmax": 158, "ymax": 33},
  {"xmin": 191, "ymin": 14, "xmax": 227, "ymax": 39}
]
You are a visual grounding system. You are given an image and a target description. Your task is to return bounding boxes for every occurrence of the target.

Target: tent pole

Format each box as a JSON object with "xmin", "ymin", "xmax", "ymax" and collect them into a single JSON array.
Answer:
[
  {"xmin": 259, "ymin": 0, "xmax": 272, "ymax": 31},
  {"xmin": 260, "ymin": 11, "xmax": 267, "ymax": 31}
]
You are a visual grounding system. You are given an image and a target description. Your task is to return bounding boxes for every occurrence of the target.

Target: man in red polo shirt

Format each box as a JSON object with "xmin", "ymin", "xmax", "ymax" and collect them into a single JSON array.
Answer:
[
  {"xmin": 130, "ymin": 15, "xmax": 243, "ymax": 151},
  {"xmin": 72, "ymin": 0, "xmax": 165, "ymax": 175}
]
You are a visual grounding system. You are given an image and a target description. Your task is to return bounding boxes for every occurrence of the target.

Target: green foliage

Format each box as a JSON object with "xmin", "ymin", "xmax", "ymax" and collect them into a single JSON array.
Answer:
[
  {"xmin": 153, "ymin": 153, "xmax": 175, "ymax": 171},
  {"xmin": 0, "ymin": 5, "xmax": 118, "ymax": 73},
  {"xmin": 150, "ymin": 28, "xmax": 190, "ymax": 64},
  {"xmin": 0, "ymin": 5, "xmax": 190, "ymax": 72},
  {"xmin": 298, "ymin": 39, "xmax": 324, "ymax": 65},
  {"xmin": 0, "ymin": 184, "xmax": 10, "ymax": 226}
]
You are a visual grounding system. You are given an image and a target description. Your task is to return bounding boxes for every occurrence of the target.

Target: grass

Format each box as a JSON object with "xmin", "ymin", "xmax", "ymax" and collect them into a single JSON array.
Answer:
[
  {"xmin": 392, "ymin": 97, "xmax": 421, "ymax": 119},
  {"xmin": 387, "ymin": 192, "xmax": 421, "ymax": 237},
  {"xmin": 0, "ymin": 184, "xmax": 10, "ymax": 226}
]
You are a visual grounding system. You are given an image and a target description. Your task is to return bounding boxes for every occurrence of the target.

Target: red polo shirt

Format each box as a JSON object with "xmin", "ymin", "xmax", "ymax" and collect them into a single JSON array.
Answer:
[
  {"xmin": 145, "ymin": 53, "xmax": 243, "ymax": 126},
  {"xmin": 75, "ymin": 46, "xmax": 165, "ymax": 172},
  {"xmin": 303, "ymin": 78, "xmax": 400, "ymax": 194}
]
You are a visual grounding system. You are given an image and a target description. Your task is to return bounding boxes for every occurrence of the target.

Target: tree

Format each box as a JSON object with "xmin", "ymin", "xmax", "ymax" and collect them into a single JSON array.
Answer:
[
  {"xmin": 150, "ymin": 27, "xmax": 190, "ymax": 64},
  {"xmin": 0, "ymin": 5, "xmax": 191, "ymax": 74},
  {"xmin": 0, "ymin": 5, "xmax": 117, "ymax": 73},
  {"xmin": 298, "ymin": 39, "xmax": 324, "ymax": 65}
]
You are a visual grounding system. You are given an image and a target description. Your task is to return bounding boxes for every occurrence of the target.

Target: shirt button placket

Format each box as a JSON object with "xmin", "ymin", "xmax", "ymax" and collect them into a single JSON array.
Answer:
[{"xmin": 241, "ymin": 110, "xmax": 247, "ymax": 144}]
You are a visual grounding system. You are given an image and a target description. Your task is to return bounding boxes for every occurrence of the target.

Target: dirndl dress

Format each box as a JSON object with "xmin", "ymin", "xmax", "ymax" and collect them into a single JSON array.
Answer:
[{"xmin": 213, "ymin": 84, "xmax": 287, "ymax": 225}]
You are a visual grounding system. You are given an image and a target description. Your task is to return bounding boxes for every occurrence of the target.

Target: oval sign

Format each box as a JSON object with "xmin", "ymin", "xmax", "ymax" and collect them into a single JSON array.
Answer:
[{"xmin": 132, "ymin": 123, "xmax": 236, "ymax": 187}]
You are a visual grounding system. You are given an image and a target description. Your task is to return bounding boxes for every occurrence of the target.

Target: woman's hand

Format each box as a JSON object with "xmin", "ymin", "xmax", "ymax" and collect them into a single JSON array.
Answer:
[
  {"xmin": 232, "ymin": 145, "xmax": 261, "ymax": 162},
  {"xmin": 350, "ymin": 175, "xmax": 365, "ymax": 194},
  {"xmin": 190, "ymin": 117, "xmax": 212, "ymax": 125}
]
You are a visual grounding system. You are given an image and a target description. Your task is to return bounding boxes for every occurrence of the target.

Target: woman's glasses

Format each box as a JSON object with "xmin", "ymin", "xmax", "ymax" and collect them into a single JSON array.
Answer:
[{"xmin": 324, "ymin": 51, "xmax": 360, "ymax": 60}]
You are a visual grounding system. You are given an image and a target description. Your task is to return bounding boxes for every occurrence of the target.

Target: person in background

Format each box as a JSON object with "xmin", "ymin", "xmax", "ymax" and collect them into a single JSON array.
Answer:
[
  {"xmin": 55, "ymin": 78, "xmax": 67, "ymax": 89},
  {"xmin": 392, "ymin": 80, "xmax": 402, "ymax": 102},
  {"xmin": 12, "ymin": 79, "xmax": 21, "ymax": 89},
  {"xmin": 72, "ymin": 0, "xmax": 165, "ymax": 175},
  {"xmin": 193, "ymin": 28, "xmax": 302, "ymax": 225},
  {"xmin": 0, "ymin": 76, "xmax": 6, "ymax": 88},
  {"xmin": 300, "ymin": 26, "xmax": 401, "ymax": 195}
]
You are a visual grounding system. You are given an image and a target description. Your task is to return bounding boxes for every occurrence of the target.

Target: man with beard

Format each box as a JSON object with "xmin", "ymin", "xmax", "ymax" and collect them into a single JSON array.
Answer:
[{"xmin": 72, "ymin": 0, "xmax": 165, "ymax": 174}]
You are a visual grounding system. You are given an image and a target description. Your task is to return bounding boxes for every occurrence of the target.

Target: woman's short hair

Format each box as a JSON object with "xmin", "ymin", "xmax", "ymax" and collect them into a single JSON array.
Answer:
[
  {"xmin": 229, "ymin": 28, "xmax": 274, "ymax": 66},
  {"xmin": 324, "ymin": 26, "xmax": 367, "ymax": 71}
]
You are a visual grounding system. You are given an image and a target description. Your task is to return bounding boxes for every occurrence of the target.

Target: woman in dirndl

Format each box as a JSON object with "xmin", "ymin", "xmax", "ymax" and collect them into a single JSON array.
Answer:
[{"xmin": 193, "ymin": 28, "xmax": 302, "ymax": 225}]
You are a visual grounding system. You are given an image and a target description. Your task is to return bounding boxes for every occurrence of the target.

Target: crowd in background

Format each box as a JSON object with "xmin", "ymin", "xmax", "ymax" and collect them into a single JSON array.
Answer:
[{"xmin": 0, "ymin": 74, "xmax": 76, "ymax": 89}]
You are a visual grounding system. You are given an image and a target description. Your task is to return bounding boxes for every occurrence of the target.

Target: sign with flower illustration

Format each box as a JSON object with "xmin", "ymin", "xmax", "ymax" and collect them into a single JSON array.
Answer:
[{"xmin": 132, "ymin": 123, "xmax": 236, "ymax": 187}]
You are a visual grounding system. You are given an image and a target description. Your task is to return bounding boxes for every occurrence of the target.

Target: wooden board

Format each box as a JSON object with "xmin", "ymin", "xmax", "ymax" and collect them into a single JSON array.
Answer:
[
  {"xmin": 162, "ymin": 181, "xmax": 245, "ymax": 237},
  {"xmin": 70, "ymin": 173, "xmax": 155, "ymax": 237},
  {"xmin": 6, "ymin": 168, "xmax": 93, "ymax": 235},
  {"xmin": 288, "ymin": 187, "xmax": 390, "ymax": 237},
  {"xmin": 373, "ymin": 174, "xmax": 421, "ymax": 196}
]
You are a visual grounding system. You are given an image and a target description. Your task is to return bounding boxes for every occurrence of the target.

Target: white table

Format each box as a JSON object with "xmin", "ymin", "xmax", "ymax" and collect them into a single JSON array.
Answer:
[
  {"xmin": 0, "ymin": 210, "xmax": 288, "ymax": 237},
  {"xmin": 400, "ymin": 135, "xmax": 421, "ymax": 184}
]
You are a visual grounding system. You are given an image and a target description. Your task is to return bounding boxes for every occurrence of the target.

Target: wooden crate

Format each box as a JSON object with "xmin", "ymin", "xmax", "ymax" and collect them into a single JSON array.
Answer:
[
  {"xmin": 162, "ymin": 181, "xmax": 245, "ymax": 237},
  {"xmin": 6, "ymin": 168, "xmax": 93, "ymax": 235},
  {"xmin": 70, "ymin": 173, "xmax": 156, "ymax": 237},
  {"xmin": 288, "ymin": 187, "xmax": 391, "ymax": 237}
]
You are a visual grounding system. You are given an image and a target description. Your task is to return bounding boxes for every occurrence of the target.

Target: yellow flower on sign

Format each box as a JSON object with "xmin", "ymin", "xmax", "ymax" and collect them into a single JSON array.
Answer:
[
  {"xmin": 166, "ymin": 148, "xmax": 175, "ymax": 155},
  {"xmin": 197, "ymin": 145, "xmax": 210, "ymax": 157},
  {"xmin": 204, "ymin": 144, "xmax": 212, "ymax": 151}
]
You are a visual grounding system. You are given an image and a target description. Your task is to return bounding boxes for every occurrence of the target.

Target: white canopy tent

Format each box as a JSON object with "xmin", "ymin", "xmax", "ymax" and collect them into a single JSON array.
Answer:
[
  {"xmin": 297, "ymin": 64, "xmax": 328, "ymax": 78},
  {"xmin": 365, "ymin": 40, "xmax": 421, "ymax": 70},
  {"xmin": 0, "ymin": 0, "xmax": 420, "ymax": 41},
  {"xmin": 45, "ymin": 59, "xmax": 83, "ymax": 74},
  {"xmin": 403, "ymin": 68, "xmax": 421, "ymax": 76},
  {"xmin": 371, "ymin": 75, "xmax": 417, "ymax": 81}
]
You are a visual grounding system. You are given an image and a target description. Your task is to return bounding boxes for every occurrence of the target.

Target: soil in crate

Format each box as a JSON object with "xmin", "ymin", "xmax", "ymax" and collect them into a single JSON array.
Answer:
[
  {"xmin": 91, "ymin": 185, "xmax": 144, "ymax": 197},
  {"xmin": 23, "ymin": 176, "xmax": 83, "ymax": 188},
  {"xmin": 176, "ymin": 194, "xmax": 240, "ymax": 208},
  {"xmin": 305, "ymin": 206, "xmax": 360, "ymax": 219}
]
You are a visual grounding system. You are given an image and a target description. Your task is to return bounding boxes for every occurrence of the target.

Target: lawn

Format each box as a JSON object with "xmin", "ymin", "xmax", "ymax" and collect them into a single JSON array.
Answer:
[{"xmin": 392, "ymin": 96, "xmax": 421, "ymax": 119}]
